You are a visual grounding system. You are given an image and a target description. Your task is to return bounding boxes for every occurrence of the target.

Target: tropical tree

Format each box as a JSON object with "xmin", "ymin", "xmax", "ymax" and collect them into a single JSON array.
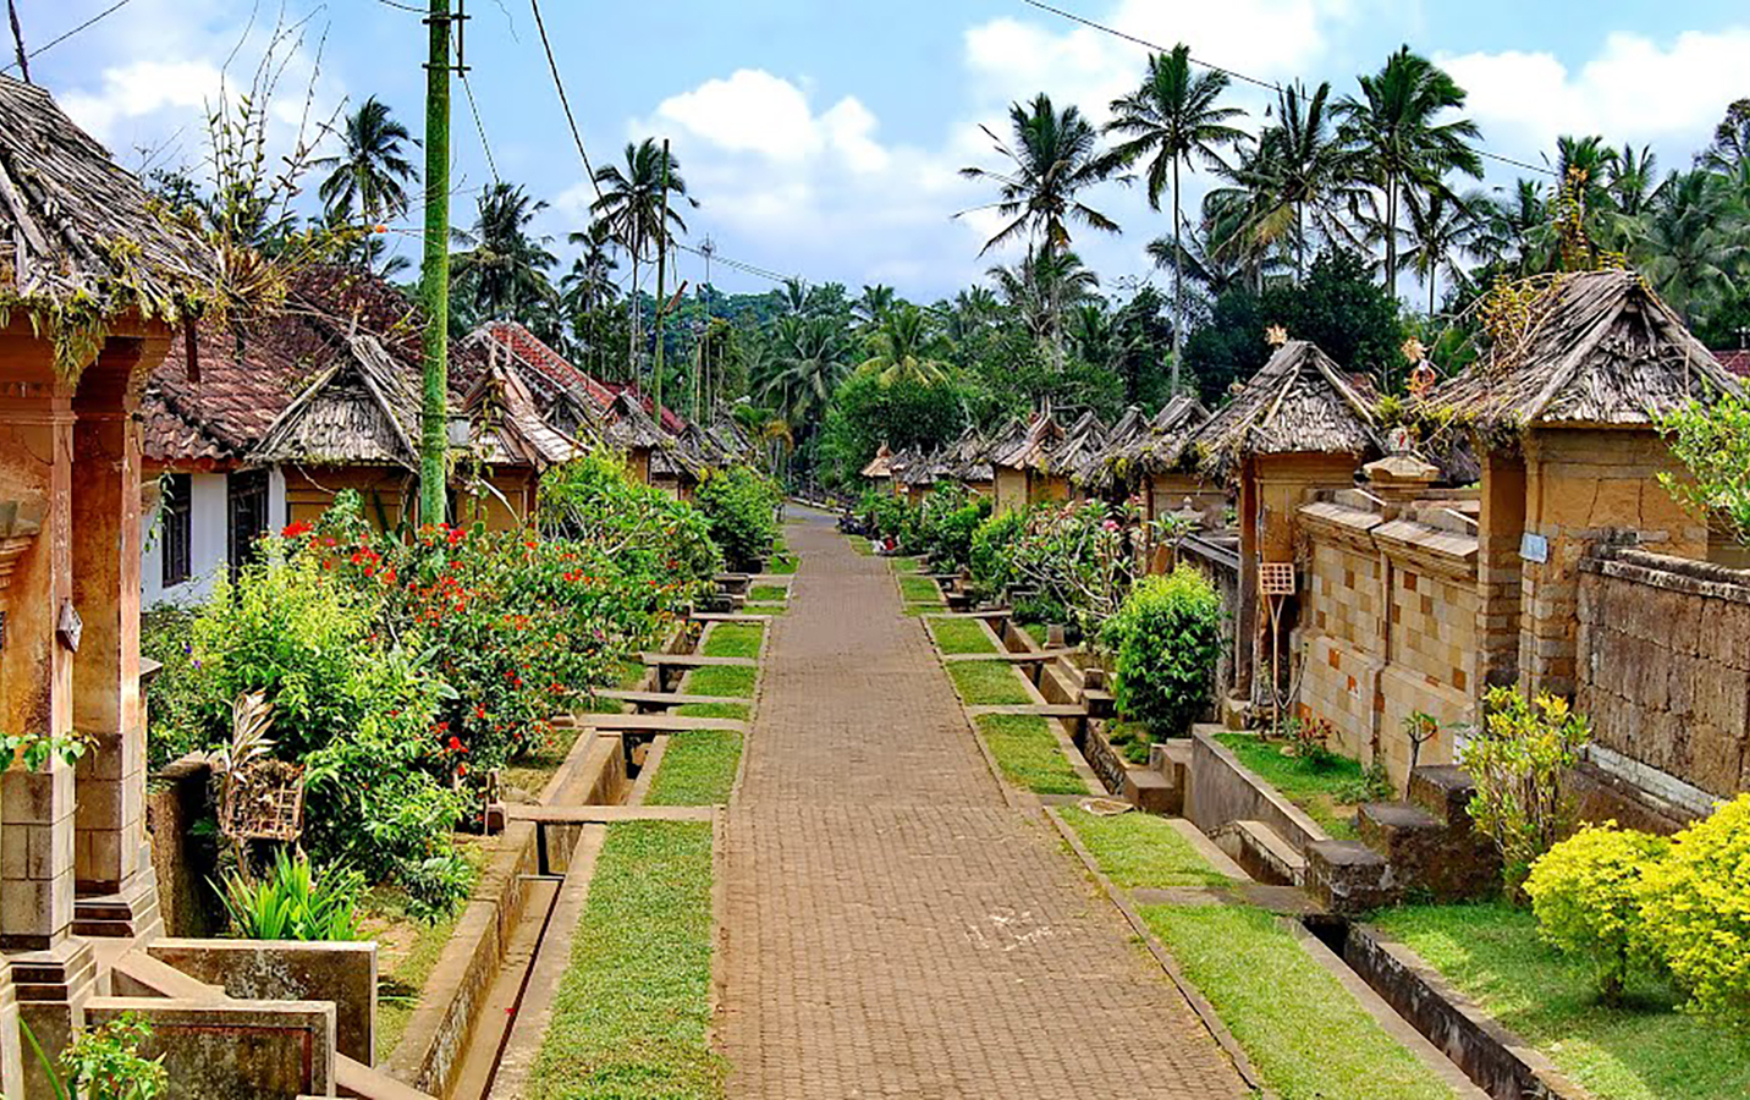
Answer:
[
  {"xmin": 762, "ymin": 315, "xmax": 850, "ymax": 429},
  {"xmin": 1397, "ymin": 187, "xmax": 1487, "ymax": 314},
  {"xmin": 853, "ymin": 284, "xmax": 897, "ymax": 333},
  {"xmin": 1337, "ymin": 46, "xmax": 1484, "ymax": 297},
  {"xmin": 560, "ymin": 221, "xmax": 619, "ymax": 316},
  {"xmin": 591, "ymin": 138, "xmax": 694, "ymax": 374},
  {"xmin": 857, "ymin": 304, "xmax": 949, "ymax": 385},
  {"xmin": 1246, "ymin": 80, "xmax": 1357, "ymax": 282},
  {"xmin": 1700, "ymin": 99, "xmax": 1750, "ymax": 173},
  {"xmin": 450, "ymin": 182, "xmax": 558, "ymax": 326},
  {"xmin": 1640, "ymin": 169, "xmax": 1744, "ymax": 326},
  {"xmin": 987, "ymin": 246, "xmax": 1101, "ymax": 346},
  {"xmin": 314, "ymin": 96, "xmax": 418, "ymax": 270},
  {"xmin": 1102, "ymin": 44, "xmax": 1248, "ymax": 387}
]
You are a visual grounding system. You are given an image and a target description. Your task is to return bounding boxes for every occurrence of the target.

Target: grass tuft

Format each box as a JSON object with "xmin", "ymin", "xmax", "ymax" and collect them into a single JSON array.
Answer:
[
  {"xmin": 975, "ymin": 714, "xmax": 1085, "ymax": 795},
  {"xmin": 899, "ymin": 575, "xmax": 943, "ymax": 605},
  {"xmin": 528, "ymin": 821, "xmax": 724, "ymax": 1099},
  {"xmin": 673, "ymin": 702, "xmax": 750, "ymax": 720},
  {"xmin": 946, "ymin": 660, "xmax": 1031, "ymax": 706},
  {"xmin": 1214, "ymin": 732, "xmax": 1378, "ymax": 840},
  {"xmin": 682, "ymin": 665, "xmax": 757, "ymax": 699},
  {"xmin": 749, "ymin": 584, "xmax": 789, "ymax": 603},
  {"xmin": 928, "ymin": 617, "xmax": 999, "ymax": 655},
  {"xmin": 646, "ymin": 731, "xmax": 742, "ymax": 807},
  {"xmin": 1058, "ymin": 807, "xmax": 1230, "ymax": 889},
  {"xmin": 701, "ymin": 623, "xmax": 764, "ymax": 659}
]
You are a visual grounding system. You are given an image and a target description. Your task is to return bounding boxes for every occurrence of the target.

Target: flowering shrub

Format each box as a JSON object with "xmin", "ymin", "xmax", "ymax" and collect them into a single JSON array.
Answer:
[
  {"xmin": 911, "ymin": 483, "xmax": 991, "ymax": 569},
  {"xmin": 1100, "ymin": 567, "xmax": 1223, "ymax": 736},
  {"xmin": 539, "ymin": 450, "xmax": 720, "ymax": 585},
  {"xmin": 1639, "ymin": 794, "xmax": 1750, "ymax": 1018},
  {"xmin": 970, "ymin": 501, "xmax": 1141, "ymax": 638},
  {"xmin": 694, "ymin": 464, "xmax": 782, "ymax": 571},
  {"xmin": 1524, "ymin": 822, "xmax": 1670, "ymax": 1002},
  {"xmin": 1459, "ymin": 689, "xmax": 1592, "ymax": 895},
  {"xmin": 969, "ymin": 509, "xmax": 1024, "ymax": 599}
]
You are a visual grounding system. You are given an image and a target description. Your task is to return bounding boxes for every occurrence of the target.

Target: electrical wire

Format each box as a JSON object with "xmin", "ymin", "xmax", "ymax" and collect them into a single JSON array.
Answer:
[
  {"xmin": 1019, "ymin": 0, "xmax": 1556, "ymax": 176},
  {"xmin": 529, "ymin": 0, "xmax": 600, "ymax": 202},
  {"xmin": 1, "ymin": 0, "xmax": 136, "ymax": 73}
]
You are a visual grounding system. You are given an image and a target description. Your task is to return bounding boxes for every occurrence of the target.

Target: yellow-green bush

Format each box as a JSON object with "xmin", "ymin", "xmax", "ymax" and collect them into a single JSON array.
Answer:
[
  {"xmin": 1639, "ymin": 794, "xmax": 1750, "ymax": 1019},
  {"xmin": 1524, "ymin": 822, "xmax": 1669, "ymax": 1001},
  {"xmin": 1099, "ymin": 566, "xmax": 1223, "ymax": 737}
]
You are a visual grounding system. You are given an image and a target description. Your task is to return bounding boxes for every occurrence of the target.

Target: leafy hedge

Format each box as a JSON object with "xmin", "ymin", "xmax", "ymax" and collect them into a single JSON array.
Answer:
[
  {"xmin": 1100, "ymin": 566, "xmax": 1223, "ymax": 736},
  {"xmin": 694, "ymin": 465, "xmax": 782, "ymax": 572}
]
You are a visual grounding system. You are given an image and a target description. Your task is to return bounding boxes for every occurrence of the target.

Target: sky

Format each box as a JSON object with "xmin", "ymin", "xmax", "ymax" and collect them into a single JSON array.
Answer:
[{"xmin": 14, "ymin": 0, "xmax": 1750, "ymax": 306}]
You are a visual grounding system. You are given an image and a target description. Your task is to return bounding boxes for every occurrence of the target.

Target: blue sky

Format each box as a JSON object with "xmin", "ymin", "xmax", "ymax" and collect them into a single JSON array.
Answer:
[{"xmin": 19, "ymin": 0, "xmax": 1750, "ymax": 305}]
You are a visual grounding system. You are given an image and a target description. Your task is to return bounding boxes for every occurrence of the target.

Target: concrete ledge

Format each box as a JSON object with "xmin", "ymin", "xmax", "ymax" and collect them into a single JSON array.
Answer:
[
  {"xmin": 1186, "ymin": 728, "xmax": 1330, "ymax": 855},
  {"xmin": 86, "ymin": 994, "xmax": 336, "ymax": 1100}
]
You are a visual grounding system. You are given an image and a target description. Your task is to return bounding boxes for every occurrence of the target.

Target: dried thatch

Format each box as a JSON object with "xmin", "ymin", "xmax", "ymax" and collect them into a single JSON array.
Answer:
[
  {"xmin": 0, "ymin": 75, "xmax": 211, "ymax": 370},
  {"xmin": 464, "ymin": 360, "xmax": 585, "ymax": 470},
  {"xmin": 991, "ymin": 413, "xmax": 1065, "ymax": 472},
  {"xmin": 1426, "ymin": 269, "xmax": 1744, "ymax": 434},
  {"xmin": 602, "ymin": 390, "xmax": 669, "ymax": 452},
  {"xmin": 1072, "ymin": 406, "xmax": 1145, "ymax": 486},
  {"xmin": 1188, "ymin": 340, "xmax": 1381, "ymax": 476},
  {"xmin": 860, "ymin": 443, "xmax": 895, "ymax": 480},
  {"xmin": 1049, "ymin": 410, "xmax": 1109, "ymax": 484},
  {"xmin": 710, "ymin": 416, "xmax": 755, "ymax": 463},
  {"xmin": 943, "ymin": 426, "xmax": 994, "ymax": 484},
  {"xmin": 254, "ymin": 332, "xmax": 425, "ymax": 467}
]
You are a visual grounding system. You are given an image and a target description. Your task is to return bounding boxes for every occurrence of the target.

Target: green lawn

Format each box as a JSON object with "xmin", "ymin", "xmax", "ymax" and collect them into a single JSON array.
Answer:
[
  {"xmin": 768, "ymin": 546, "xmax": 798, "ymax": 575},
  {"xmin": 748, "ymin": 584, "xmax": 789, "ymax": 603},
  {"xmin": 682, "ymin": 665, "xmax": 757, "ymax": 699},
  {"xmin": 899, "ymin": 576, "xmax": 943, "ymax": 604},
  {"xmin": 646, "ymin": 731, "xmax": 741, "ymax": 807},
  {"xmin": 1141, "ymin": 904, "xmax": 1458, "ymax": 1100},
  {"xmin": 1214, "ymin": 733, "xmax": 1388, "ymax": 841},
  {"xmin": 1058, "ymin": 807, "xmax": 1230, "ymax": 889},
  {"xmin": 1019, "ymin": 621, "xmax": 1051, "ymax": 647},
  {"xmin": 975, "ymin": 715, "xmax": 1085, "ymax": 795},
  {"xmin": 1373, "ymin": 903, "xmax": 1750, "ymax": 1100},
  {"xmin": 701, "ymin": 623, "xmax": 764, "ymax": 659},
  {"xmin": 890, "ymin": 556, "xmax": 923, "ymax": 574},
  {"xmin": 947, "ymin": 660, "xmax": 1030, "ymax": 706},
  {"xmin": 743, "ymin": 602, "xmax": 787, "ymax": 615},
  {"xmin": 928, "ymin": 617, "xmax": 998, "ymax": 655},
  {"xmin": 673, "ymin": 702, "xmax": 750, "ymax": 720},
  {"xmin": 527, "ymin": 822, "xmax": 724, "ymax": 1099},
  {"xmin": 371, "ymin": 904, "xmax": 463, "ymax": 1063},
  {"xmin": 849, "ymin": 537, "xmax": 875, "ymax": 556}
]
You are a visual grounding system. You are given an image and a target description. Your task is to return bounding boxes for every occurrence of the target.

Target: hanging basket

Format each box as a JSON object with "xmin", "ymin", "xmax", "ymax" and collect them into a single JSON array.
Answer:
[{"xmin": 219, "ymin": 759, "xmax": 307, "ymax": 842}]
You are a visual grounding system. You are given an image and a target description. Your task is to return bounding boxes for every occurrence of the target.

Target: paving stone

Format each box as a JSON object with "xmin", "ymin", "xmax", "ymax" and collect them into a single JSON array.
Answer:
[{"xmin": 719, "ymin": 511, "xmax": 1246, "ymax": 1099}]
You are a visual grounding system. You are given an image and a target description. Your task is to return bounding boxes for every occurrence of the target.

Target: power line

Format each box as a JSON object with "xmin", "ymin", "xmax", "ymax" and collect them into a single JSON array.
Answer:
[
  {"xmin": 1, "ymin": 0, "xmax": 136, "ymax": 74},
  {"xmin": 528, "ymin": 0, "xmax": 600, "ymax": 202},
  {"xmin": 1019, "ymin": 0, "xmax": 1556, "ymax": 177}
]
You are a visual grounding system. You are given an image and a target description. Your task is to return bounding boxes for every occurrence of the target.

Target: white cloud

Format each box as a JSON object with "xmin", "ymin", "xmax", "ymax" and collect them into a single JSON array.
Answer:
[
  {"xmin": 58, "ymin": 60, "xmax": 223, "ymax": 146},
  {"xmin": 1442, "ymin": 28, "xmax": 1750, "ymax": 155}
]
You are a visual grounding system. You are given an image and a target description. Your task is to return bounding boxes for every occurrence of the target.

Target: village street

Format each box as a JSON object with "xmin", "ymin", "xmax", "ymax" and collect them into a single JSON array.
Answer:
[{"xmin": 717, "ymin": 510, "xmax": 1246, "ymax": 1098}]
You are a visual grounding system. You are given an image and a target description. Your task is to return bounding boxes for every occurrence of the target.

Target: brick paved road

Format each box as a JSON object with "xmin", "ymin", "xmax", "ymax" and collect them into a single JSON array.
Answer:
[{"xmin": 717, "ymin": 509, "xmax": 1247, "ymax": 1099}]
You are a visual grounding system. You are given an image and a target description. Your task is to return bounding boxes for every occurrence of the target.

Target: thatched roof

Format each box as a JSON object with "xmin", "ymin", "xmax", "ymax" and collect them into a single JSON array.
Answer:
[
  {"xmin": 602, "ymin": 390, "xmax": 669, "ymax": 452},
  {"xmin": 255, "ymin": 332, "xmax": 424, "ymax": 468},
  {"xmin": 0, "ymin": 76, "xmax": 212, "ymax": 367},
  {"xmin": 463, "ymin": 361, "xmax": 585, "ymax": 470},
  {"xmin": 896, "ymin": 448, "xmax": 949, "ymax": 488},
  {"xmin": 1426, "ymin": 269, "xmax": 1744, "ymax": 433},
  {"xmin": 860, "ymin": 443, "xmax": 895, "ymax": 480},
  {"xmin": 1072, "ymin": 406, "xmax": 1147, "ymax": 486},
  {"xmin": 1188, "ymin": 340, "xmax": 1381, "ymax": 476},
  {"xmin": 1050, "ymin": 411, "xmax": 1109, "ymax": 484},
  {"xmin": 992, "ymin": 413, "xmax": 1065, "ymax": 472},
  {"xmin": 710, "ymin": 416, "xmax": 755, "ymax": 462},
  {"xmin": 943, "ymin": 426, "xmax": 994, "ymax": 484}
]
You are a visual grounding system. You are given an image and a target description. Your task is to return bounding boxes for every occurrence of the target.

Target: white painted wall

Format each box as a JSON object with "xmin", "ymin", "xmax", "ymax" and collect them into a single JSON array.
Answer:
[{"xmin": 142, "ymin": 472, "xmax": 231, "ymax": 608}]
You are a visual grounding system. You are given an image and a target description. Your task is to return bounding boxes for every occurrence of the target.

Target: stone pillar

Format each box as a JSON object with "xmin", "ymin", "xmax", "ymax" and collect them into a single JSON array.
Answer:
[
  {"xmin": 1476, "ymin": 448, "xmax": 1526, "ymax": 698},
  {"xmin": 69, "ymin": 340, "xmax": 158, "ymax": 933}
]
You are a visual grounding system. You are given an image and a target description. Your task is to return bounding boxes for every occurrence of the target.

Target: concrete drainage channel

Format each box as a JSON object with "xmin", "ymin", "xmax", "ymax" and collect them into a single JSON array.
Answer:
[{"xmin": 382, "ymin": 594, "xmax": 763, "ymax": 1100}]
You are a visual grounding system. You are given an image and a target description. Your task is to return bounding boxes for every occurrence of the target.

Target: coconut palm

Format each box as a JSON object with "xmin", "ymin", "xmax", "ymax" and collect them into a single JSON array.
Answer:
[
  {"xmin": 1397, "ymin": 187, "xmax": 1488, "ymax": 314},
  {"xmin": 778, "ymin": 277, "xmax": 810, "ymax": 317},
  {"xmin": 853, "ymin": 284, "xmax": 897, "ymax": 337},
  {"xmin": 314, "ymin": 96, "xmax": 418, "ymax": 270},
  {"xmin": 560, "ymin": 221, "xmax": 619, "ymax": 315},
  {"xmin": 1641, "ymin": 169, "xmax": 1744, "ymax": 326},
  {"xmin": 762, "ymin": 315, "xmax": 850, "ymax": 427},
  {"xmin": 1102, "ymin": 44, "xmax": 1248, "ymax": 385},
  {"xmin": 1244, "ymin": 80, "xmax": 1357, "ymax": 283},
  {"xmin": 450, "ymin": 182, "xmax": 558, "ymax": 326},
  {"xmin": 1337, "ymin": 47, "xmax": 1484, "ymax": 297},
  {"xmin": 959, "ymin": 93, "xmax": 1119, "ymax": 258},
  {"xmin": 1700, "ymin": 99, "xmax": 1750, "ymax": 173},
  {"xmin": 857, "ymin": 305, "xmax": 948, "ymax": 385},
  {"xmin": 591, "ymin": 139, "xmax": 694, "ymax": 373},
  {"xmin": 987, "ymin": 246, "xmax": 1101, "ymax": 346}
]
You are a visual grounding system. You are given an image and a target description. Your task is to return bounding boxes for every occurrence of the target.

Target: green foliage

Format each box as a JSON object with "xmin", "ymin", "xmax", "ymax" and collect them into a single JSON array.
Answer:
[
  {"xmin": 969, "ymin": 509, "xmax": 1025, "ymax": 599},
  {"xmin": 58, "ymin": 1013, "xmax": 167, "ymax": 1100},
  {"xmin": 694, "ymin": 465, "xmax": 782, "ymax": 571},
  {"xmin": 969, "ymin": 501, "xmax": 1140, "ymax": 637},
  {"xmin": 217, "ymin": 848, "xmax": 364, "ymax": 941},
  {"xmin": 909, "ymin": 482, "xmax": 991, "ymax": 569},
  {"xmin": 0, "ymin": 730, "xmax": 91, "ymax": 773},
  {"xmin": 1659, "ymin": 394, "xmax": 1750, "ymax": 548},
  {"xmin": 857, "ymin": 488, "xmax": 909, "ymax": 541},
  {"xmin": 1101, "ymin": 567, "xmax": 1224, "ymax": 737},
  {"xmin": 1640, "ymin": 794, "xmax": 1750, "ymax": 1019},
  {"xmin": 1525, "ymin": 822, "xmax": 1671, "ymax": 1001},
  {"xmin": 1460, "ymin": 689, "xmax": 1593, "ymax": 894},
  {"xmin": 816, "ymin": 371, "xmax": 965, "ymax": 487},
  {"xmin": 141, "ymin": 604, "xmax": 213, "ymax": 770},
  {"xmin": 538, "ymin": 450, "xmax": 721, "ymax": 583},
  {"xmin": 975, "ymin": 714, "xmax": 1085, "ymax": 795}
]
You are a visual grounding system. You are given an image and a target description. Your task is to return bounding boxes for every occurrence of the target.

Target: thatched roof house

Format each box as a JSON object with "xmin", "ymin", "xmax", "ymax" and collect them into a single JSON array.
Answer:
[
  {"xmin": 1074, "ymin": 405, "xmax": 1147, "ymax": 490},
  {"xmin": 1190, "ymin": 339, "xmax": 1381, "ymax": 478},
  {"xmin": 463, "ymin": 360, "xmax": 585, "ymax": 471},
  {"xmin": 0, "ymin": 74, "xmax": 210, "ymax": 373},
  {"xmin": 1425, "ymin": 269, "xmax": 1743, "ymax": 434},
  {"xmin": 942, "ymin": 426, "xmax": 994, "ymax": 487},
  {"xmin": 1048, "ymin": 410, "xmax": 1108, "ymax": 486},
  {"xmin": 860, "ymin": 443, "xmax": 896, "ymax": 481},
  {"xmin": 991, "ymin": 412, "xmax": 1065, "ymax": 473}
]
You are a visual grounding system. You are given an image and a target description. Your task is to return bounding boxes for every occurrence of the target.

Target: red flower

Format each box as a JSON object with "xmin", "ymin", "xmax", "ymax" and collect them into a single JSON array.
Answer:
[
  {"xmin": 474, "ymin": 703, "xmax": 488, "ymax": 720},
  {"xmin": 282, "ymin": 520, "xmax": 314, "ymax": 538},
  {"xmin": 447, "ymin": 736, "xmax": 468, "ymax": 754}
]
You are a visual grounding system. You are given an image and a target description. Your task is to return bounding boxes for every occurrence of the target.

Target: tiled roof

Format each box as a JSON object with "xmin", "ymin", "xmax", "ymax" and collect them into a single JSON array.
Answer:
[
  {"xmin": 473, "ymin": 322, "xmax": 688, "ymax": 436},
  {"xmin": 1713, "ymin": 348, "xmax": 1750, "ymax": 378}
]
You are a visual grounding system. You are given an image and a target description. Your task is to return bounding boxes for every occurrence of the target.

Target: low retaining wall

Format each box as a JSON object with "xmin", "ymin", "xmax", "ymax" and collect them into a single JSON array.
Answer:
[
  {"xmin": 1331, "ymin": 921, "xmax": 1588, "ymax": 1100},
  {"xmin": 1185, "ymin": 729, "xmax": 1328, "ymax": 854},
  {"xmin": 1081, "ymin": 723, "xmax": 1127, "ymax": 796},
  {"xmin": 87, "ymin": 995, "xmax": 337, "ymax": 1100},
  {"xmin": 148, "ymin": 753, "xmax": 221, "ymax": 938}
]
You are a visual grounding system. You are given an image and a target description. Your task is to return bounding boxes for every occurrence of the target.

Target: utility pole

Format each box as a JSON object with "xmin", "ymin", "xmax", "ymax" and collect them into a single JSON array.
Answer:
[
  {"xmin": 700, "ymin": 236, "xmax": 714, "ymax": 420},
  {"xmin": 652, "ymin": 137, "xmax": 671, "ymax": 423},
  {"xmin": 418, "ymin": 0, "xmax": 453, "ymax": 525},
  {"xmin": 7, "ymin": 0, "xmax": 29, "ymax": 83}
]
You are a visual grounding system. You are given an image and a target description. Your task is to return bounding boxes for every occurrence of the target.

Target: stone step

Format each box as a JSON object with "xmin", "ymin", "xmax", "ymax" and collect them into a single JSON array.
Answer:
[
  {"xmin": 1216, "ymin": 820, "xmax": 1307, "ymax": 886},
  {"xmin": 1359, "ymin": 798, "xmax": 1502, "ymax": 903},
  {"xmin": 1356, "ymin": 801, "xmax": 1443, "ymax": 857},
  {"xmin": 1305, "ymin": 839, "xmax": 1397, "ymax": 916},
  {"xmin": 1407, "ymin": 765, "xmax": 1481, "ymax": 831},
  {"xmin": 1082, "ymin": 688, "xmax": 1115, "ymax": 719},
  {"xmin": 1121, "ymin": 768, "xmax": 1181, "ymax": 816}
]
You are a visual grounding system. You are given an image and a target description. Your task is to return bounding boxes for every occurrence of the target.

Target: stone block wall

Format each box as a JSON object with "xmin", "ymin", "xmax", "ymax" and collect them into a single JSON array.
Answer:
[{"xmin": 1577, "ymin": 547, "xmax": 1750, "ymax": 800}]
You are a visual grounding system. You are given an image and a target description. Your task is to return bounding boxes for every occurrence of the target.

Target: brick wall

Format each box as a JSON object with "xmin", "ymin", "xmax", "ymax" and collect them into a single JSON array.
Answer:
[{"xmin": 1577, "ymin": 547, "xmax": 1750, "ymax": 799}]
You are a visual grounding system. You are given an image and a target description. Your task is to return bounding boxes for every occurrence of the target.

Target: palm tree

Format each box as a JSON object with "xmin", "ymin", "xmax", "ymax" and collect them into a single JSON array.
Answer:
[
  {"xmin": 1103, "ymin": 45, "xmax": 1248, "ymax": 386},
  {"xmin": 560, "ymin": 221, "xmax": 619, "ymax": 315},
  {"xmin": 987, "ymin": 246, "xmax": 1101, "ymax": 346},
  {"xmin": 858, "ymin": 305, "xmax": 948, "ymax": 385},
  {"xmin": 314, "ymin": 96, "xmax": 418, "ymax": 270},
  {"xmin": 1246, "ymin": 80, "xmax": 1356, "ymax": 282},
  {"xmin": 1700, "ymin": 99, "xmax": 1750, "ymax": 173},
  {"xmin": 591, "ymin": 139, "xmax": 694, "ymax": 376},
  {"xmin": 1397, "ymin": 187, "xmax": 1487, "ymax": 314},
  {"xmin": 853, "ymin": 284, "xmax": 896, "ymax": 333},
  {"xmin": 778, "ymin": 277, "xmax": 810, "ymax": 317},
  {"xmin": 1337, "ymin": 47, "xmax": 1484, "ymax": 298},
  {"xmin": 762, "ymin": 315, "xmax": 849, "ymax": 429},
  {"xmin": 450, "ymin": 182, "xmax": 558, "ymax": 325},
  {"xmin": 1641, "ymin": 169, "xmax": 1744, "ymax": 326}
]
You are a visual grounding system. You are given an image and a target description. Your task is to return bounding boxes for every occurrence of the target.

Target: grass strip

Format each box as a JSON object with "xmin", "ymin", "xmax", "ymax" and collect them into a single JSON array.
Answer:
[
  {"xmin": 898, "ymin": 575, "xmax": 942, "ymax": 604},
  {"xmin": 527, "ymin": 821, "xmax": 724, "ymax": 1099},
  {"xmin": 849, "ymin": 537, "xmax": 875, "ymax": 556},
  {"xmin": 768, "ymin": 545, "xmax": 798, "ymax": 575},
  {"xmin": 928, "ymin": 616, "xmax": 999, "ymax": 655},
  {"xmin": 700, "ymin": 623, "xmax": 764, "ymax": 659},
  {"xmin": 748, "ymin": 584, "xmax": 788, "ymax": 603},
  {"xmin": 743, "ymin": 602, "xmax": 787, "ymax": 615},
  {"xmin": 946, "ymin": 660, "xmax": 1031, "ymax": 706},
  {"xmin": 646, "ymin": 731, "xmax": 742, "ymax": 807},
  {"xmin": 372, "ymin": 907, "xmax": 462, "ymax": 1063},
  {"xmin": 1373, "ymin": 903, "xmax": 1750, "ymax": 1100},
  {"xmin": 975, "ymin": 714, "xmax": 1085, "ymax": 795},
  {"xmin": 890, "ymin": 556, "xmax": 923, "ymax": 574},
  {"xmin": 1058, "ymin": 807, "xmax": 1230, "ymax": 889},
  {"xmin": 1214, "ymin": 732, "xmax": 1378, "ymax": 840},
  {"xmin": 1140, "ymin": 904, "xmax": 1457, "ymax": 1100},
  {"xmin": 673, "ymin": 702, "xmax": 750, "ymax": 720},
  {"xmin": 1019, "ymin": 621, "xmax": 1051, "ymax": 647},
  {"xmin": 682, "ymin": 665, "xmax": 756, "ymax": 699}
]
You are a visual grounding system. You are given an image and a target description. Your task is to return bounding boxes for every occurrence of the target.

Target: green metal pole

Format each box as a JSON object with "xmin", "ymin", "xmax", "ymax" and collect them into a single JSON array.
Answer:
[
  {"xmin": 652, "ymin": 138, "xmax": 670, "ymax": 422},
  {"xmin": 418, "ymin": 0, "xmax": 452, "ymax": 525}
]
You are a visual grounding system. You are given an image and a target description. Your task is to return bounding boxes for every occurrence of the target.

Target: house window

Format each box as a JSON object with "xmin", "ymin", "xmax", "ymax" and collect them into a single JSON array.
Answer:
[
  {"xmin": 227, "ymin": 469, "xmax": 269, "ymax": 577},
  {"xmin": 161, "ymin": 474, "xmax": 192, "ymax": 588}
]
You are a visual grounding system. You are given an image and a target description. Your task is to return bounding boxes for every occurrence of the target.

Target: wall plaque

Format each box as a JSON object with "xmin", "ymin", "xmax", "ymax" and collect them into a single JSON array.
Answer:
[
  {"xmin": 1520, "ymin": 532, "xmax": 1549, "ymax": 565},
  {"xmin": 57, "ymin": 600, "xmax": 82, "ymax": 652}
]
